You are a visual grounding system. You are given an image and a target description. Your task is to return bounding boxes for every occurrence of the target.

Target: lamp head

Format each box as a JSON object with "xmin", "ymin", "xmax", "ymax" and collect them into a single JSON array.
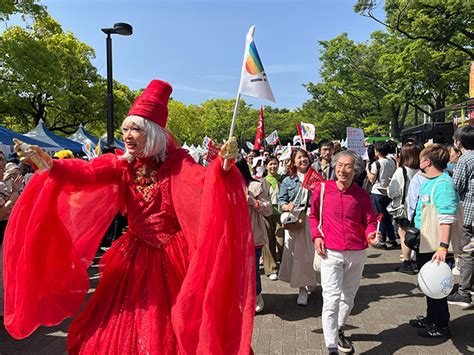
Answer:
[{"xmin": 101, "ymin": 22, "xmax": 133, "ymax": 36}]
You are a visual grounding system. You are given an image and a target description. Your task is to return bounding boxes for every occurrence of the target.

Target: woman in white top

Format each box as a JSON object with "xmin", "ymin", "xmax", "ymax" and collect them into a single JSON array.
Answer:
[
  {"xmin": 387, "ymin": 142, "xmax": 421, "ymax": 274},
  {"xmin": 367, "ymin": 141, "xmax": 397, "ymax": 247}
]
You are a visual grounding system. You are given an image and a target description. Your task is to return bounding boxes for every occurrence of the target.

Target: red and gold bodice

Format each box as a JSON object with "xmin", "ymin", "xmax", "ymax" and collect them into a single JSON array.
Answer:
[{"xmin": 125, "ymin": 157, "xmax": 181, "ymax": 247}]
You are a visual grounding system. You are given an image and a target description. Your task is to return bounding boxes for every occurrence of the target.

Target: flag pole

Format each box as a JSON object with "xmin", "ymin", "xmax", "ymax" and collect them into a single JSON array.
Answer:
[{"xmin": 228, "ymin": 92, "xmax": 241, "ymax": 139}]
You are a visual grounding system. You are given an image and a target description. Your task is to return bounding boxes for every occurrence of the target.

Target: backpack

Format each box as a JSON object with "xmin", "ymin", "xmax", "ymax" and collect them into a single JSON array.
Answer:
[{"xmin": 362, "ymin": 160, "xmax": 380, "ymax": 192}]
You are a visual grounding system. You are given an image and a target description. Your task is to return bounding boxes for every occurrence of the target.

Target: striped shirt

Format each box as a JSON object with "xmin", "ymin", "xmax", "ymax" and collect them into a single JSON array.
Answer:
[{"xmin": 453, "ymin": 150, "xmax": 474, "ymax": 226}]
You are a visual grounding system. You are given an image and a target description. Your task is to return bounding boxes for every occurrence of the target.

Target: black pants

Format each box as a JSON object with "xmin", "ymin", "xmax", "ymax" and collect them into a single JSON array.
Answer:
[
  {"xmin": 0, "ymin": 220, "xmax": 7, "ymax": 245},
  {"xmin": 416, "ymin": 252, "xmax": 450, "ymax": 327},
  {"xmin": 370, "ymin": 193, "xmax": 396, "ymax": 243}
]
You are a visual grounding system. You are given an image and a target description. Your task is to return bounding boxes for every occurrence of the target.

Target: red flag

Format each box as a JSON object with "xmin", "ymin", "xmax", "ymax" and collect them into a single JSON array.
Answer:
[
  {"xmin": 296, "ymin": 121, "xmax": 303, "ymax": 139},
  {"xmin": 205, "ymin": 140, "xmax": 220, "ymax": 163},
  {"xmin": 302, "ymin": 167, "xmax": 326, "ymax": 191},
  {"xmin": 254, "ymin": 106, "xmax": 265, "ymax": 150}
]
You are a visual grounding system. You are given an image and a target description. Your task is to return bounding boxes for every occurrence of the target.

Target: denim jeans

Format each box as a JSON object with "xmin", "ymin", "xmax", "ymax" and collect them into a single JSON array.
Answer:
[{"xmin": 459, "ymin": 225, "xmax": 474, "ymax": 295}]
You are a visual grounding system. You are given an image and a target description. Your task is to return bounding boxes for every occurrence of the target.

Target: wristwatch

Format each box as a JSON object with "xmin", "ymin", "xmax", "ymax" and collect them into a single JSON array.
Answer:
[{"xmin": 439, "ymin": 242, "xmax": 449, "ymax": 249}]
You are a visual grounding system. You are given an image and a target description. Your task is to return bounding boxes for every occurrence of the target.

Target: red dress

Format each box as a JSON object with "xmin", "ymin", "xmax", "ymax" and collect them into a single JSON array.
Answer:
[{"xmin": 3, "ymin": 149, "xmax": 255, "ymax": 354}]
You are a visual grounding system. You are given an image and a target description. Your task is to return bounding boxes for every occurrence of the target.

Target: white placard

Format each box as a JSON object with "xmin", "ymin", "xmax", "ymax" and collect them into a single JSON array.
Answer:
[{"xmin": 346, "ymin": 127, "xmax": 367, "ymax": 159}]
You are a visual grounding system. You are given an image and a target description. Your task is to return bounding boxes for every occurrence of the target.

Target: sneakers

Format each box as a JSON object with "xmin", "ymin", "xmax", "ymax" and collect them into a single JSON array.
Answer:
[
  {"xmin": 372, "ymin": 242, "xmax": 387, "ymax": 250},
  {"xmin": 328, "ymin": 348, "xmax": 339, "ymax": 355},
  {"xmin": 255, "ymin": 294, "xmax": 264, "ymax": 313},
  {"xmin": 409, "ymin": 315, "xmax": 427, "ymax": 329},
  {"xmin": 462, "ymin": 241, "xmax": 474, "ymax": 253},
  {"xmin": 268, "ymin": 273, "xmax": 278, "ymax": 281},
  {"xmin": 396, "ymin": 261, "xmax": 416, "ymax": 275},
  {"xmin": 337, "ymin": 329, "xmax": 354, "ymax": 353},
  {"xmin": 447, "ymin": 291, "xmax": 472, "ymax": 307},
  {"xmin": 417, "ymin": 323, "xmax": 451, "ymax": 338},
  {"xmin": 386, "ymin": 240, "xmax": 400, "ymax": 249},
  {"xmin": 297, "ymin": 287, "xmax": 308, "ymax": 306}
]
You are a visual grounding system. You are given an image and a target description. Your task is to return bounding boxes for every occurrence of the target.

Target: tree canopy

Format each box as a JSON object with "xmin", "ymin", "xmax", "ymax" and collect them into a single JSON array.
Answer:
[
  {"xmin": 0, "ymin": 0, "xmax": 45, "ymax": 21},
  {"xmin": 298, "ymin": 0, "xmax": 472, "ymax": 139}
]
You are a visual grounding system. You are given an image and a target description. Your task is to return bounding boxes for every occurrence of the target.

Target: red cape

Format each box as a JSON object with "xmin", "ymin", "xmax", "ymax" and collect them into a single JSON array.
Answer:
[{"xmin": 3, "ymin": 150, "xmax": 255, "ymax": 354}]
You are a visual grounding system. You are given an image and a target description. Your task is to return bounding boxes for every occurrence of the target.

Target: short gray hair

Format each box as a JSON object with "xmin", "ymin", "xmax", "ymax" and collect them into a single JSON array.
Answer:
[
  {"xmin": 332, "ymin": 150, "xmax": 364, "ymax": 175},
  {"xmin": 119, "ymin": 115, "xmax": 167, "ymax": 163}
]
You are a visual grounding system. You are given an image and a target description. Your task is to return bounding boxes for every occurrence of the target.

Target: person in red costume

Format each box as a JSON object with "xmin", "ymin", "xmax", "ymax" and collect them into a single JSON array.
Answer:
[{"xmin": 3, "ymin": 80, "xmax": 255, "ymax": 354}]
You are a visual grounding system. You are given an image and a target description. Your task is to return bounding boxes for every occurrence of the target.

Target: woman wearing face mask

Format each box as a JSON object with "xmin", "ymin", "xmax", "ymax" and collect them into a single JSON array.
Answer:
[
  {"xmin": 446, "ymin": 144, "xmax": 461, "ymax": 176},
  {"xmin": 4, "ymin": 80, "xmax": 255, "ymax": 354},
  {"xmin": 278, "ymin": 149, "xmax": 319, "ymax": 306},
  {"xmin": 263, "ymin": 156, "xmax": 284, "ymax": 281}
]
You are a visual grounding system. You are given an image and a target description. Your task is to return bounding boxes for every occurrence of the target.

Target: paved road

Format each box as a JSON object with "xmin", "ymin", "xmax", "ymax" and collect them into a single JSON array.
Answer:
[{"xmin": 0, "ymin": 248, "xmax": 473, "ymax": 354}]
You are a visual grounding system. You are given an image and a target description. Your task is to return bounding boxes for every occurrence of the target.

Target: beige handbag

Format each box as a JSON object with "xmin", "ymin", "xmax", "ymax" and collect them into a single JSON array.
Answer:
[
  {"xmin": 313, "ymin": 183, "xmax": 325, "ymax": 272},
  {"xmin": 419, "ymin": 179, "xmax": 463, "ymax": 254}
]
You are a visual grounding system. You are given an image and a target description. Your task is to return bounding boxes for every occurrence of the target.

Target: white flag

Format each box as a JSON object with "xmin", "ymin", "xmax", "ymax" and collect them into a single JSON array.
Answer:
[
  {"xmin": 279, "ymin": 144, "xmax": 292, "ymax": 161},
  {"xmin": 265, "ymin": 130, "xmax": 279, "ymax": 145},
  {"xmin": 238, "ymin": 26, "xmax": 275, "ymax": 102},
  {"xmin": 293, "ymin": 135, "xmax": 303, "ymax": 146},
  {"xmin": 300, "ymin": 121, "xmax": 315, "ymax": 141}
]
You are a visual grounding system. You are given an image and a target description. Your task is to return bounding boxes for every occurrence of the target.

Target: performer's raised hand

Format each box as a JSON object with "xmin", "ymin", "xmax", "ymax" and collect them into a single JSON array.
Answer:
[
  {"xmin": 13, "ymin": 139, "xmax": 53, "ymax": 171},
  {"xmin": 220, "ymin": 137, "xmax": 239, "ymax": 171}
]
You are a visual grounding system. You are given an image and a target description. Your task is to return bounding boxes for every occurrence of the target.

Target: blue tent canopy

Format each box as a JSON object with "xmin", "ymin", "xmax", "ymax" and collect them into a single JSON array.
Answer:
[
  {"xmin": 25, "ymin": 120, "xmax": 83, "ymax": 153},
  {"xmin": 0, "ymin": 126, "xmax": 58, "ymax": 148}
]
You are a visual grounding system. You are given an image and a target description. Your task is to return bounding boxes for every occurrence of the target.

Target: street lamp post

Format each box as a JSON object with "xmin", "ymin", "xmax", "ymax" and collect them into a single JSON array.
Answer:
[{"xmin": 101, "ymin": 22, "xmax": 133, "ymax": 147}]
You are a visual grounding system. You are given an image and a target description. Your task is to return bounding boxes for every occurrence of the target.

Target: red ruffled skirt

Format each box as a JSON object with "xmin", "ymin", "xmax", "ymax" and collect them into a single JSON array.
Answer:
[{"xmin": 67, "ymin": 230, "xmax": 190, "ymax": 354}]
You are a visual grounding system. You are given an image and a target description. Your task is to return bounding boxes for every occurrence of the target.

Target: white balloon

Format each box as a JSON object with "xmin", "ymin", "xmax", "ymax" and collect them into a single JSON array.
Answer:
[{"xmin": 418, "ymin": 261, "xmax": 454, "ymax": 299}]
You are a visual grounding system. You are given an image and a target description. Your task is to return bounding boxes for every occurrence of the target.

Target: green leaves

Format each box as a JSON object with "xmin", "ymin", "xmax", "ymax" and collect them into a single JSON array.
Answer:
[
  {"xmin": 300, "ymin": 1, "xmax": 472, "ymax": 139},
  {"xmin": 0, "ymin": 0, "xmax": 46, "ymax": 21}
]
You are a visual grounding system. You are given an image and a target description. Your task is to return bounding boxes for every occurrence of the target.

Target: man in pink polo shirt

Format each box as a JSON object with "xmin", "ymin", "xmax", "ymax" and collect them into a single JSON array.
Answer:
[{"xmin": 309, "ymin": 150, "xmax": 379, "ymax": 354}]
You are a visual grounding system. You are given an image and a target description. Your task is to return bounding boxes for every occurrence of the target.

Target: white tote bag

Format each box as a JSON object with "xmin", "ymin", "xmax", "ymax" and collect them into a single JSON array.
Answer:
[
  {"xmin": 419, "ymin": 179, "xmax": 463, "ymax": 254},
  {"xmin": 313, "ymin": 183, "xmax": 325, "ymax": 272}
]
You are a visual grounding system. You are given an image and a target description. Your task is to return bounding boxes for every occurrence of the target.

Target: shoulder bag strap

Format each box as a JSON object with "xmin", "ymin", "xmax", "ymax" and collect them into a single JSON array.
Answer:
[
  {"xmin": 375, "ymin": 160, "xmax": 381, "ymax": 182},
  {"xmin": 317, "ymin": 183, "xmax": 325, "ymax": 236},
  {"xmin": 401, "ymin": 166, "xmax": 408, "ymax": 203},
  {"xmin": 429, "ymin": 178, "xmax": 451, "ymax": 203}
]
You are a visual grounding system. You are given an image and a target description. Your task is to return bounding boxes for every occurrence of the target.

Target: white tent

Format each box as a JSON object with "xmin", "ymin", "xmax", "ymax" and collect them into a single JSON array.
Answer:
[{"xmin": 69, "ymin": 124, "xmax": 99, "ymax": 145}]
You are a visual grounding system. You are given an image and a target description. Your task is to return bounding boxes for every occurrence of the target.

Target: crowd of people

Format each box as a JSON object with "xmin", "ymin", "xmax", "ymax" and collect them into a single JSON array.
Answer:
[
  {"xmin": 237, "ymin": 127, "xmax": 473, "ymax": 354},
  {"xmin": 0, "ymin": 78, "xmax": 472, "ymax": 354}
]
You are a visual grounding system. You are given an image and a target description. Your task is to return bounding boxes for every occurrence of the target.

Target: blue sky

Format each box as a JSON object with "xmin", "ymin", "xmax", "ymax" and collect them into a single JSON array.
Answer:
[{"xmin": 10, "ymin": 0, "xmax": 385, "ymax": 110}]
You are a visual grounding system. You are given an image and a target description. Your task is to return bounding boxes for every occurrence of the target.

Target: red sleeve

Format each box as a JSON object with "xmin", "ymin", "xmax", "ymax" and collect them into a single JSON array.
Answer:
[
  {"xmin": 308, "ymin": 184, "xmax": 323, "ymax": 241},
  {"xmin": 50, "ymin": 153, "xmax": 123, "ymax": 185},
  {"xmin": 171, "ymin": 155, "xmax": 255, "ymax": 354},
  {"xmin": 3, "ymin": 154, "xmax": 125, "ymax": 339}
]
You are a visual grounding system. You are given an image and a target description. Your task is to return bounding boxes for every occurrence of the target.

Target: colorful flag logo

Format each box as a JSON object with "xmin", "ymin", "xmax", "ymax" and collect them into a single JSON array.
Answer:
[
  {"xmin": 279, "ymin": 144, "xmax": 292, "ymax": 161},
  {"xmin": 265, "ymin": 130, "xmax": 279, "ymax": 145},
  {"xmin": 94, "ymin": 139, "xmax": 102, "ymax": 156},
  {"xmin": 238, "ymin": 26, "xmax": 275, "ymax": 102},
  {"xmin": 300, "ymin": 121, "xmax": 315, "ymax": 141},
  {"xmin": 82, "ymin": 142, "xmax": 97, "ymax": 160}
]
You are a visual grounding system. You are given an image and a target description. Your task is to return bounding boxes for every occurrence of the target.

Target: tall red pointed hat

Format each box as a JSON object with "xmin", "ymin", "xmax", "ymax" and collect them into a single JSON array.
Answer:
[{"xmin": 128, "ymin": 79, "xmax": 172, "ymax": 127}]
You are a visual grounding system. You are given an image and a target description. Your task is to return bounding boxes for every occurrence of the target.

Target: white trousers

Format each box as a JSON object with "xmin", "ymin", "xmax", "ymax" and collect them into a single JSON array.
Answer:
[{"xmin": 320, "ymin": 249, "xmax": 367, "ymax": 349}]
